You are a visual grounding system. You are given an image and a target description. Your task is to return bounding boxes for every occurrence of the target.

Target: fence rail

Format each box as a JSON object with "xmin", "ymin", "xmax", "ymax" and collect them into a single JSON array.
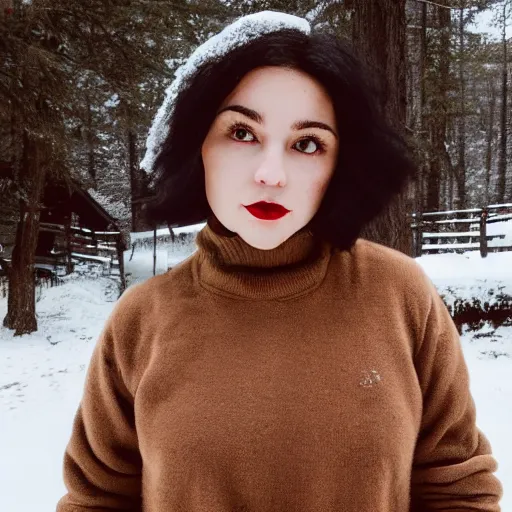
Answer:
[
  {"xmin": 0, "ymin": 222, "xmax": 126, "ymax": 291},
  {"xmin": 411, "ymin": 203, "xmax": 512, "ymax": 257}
]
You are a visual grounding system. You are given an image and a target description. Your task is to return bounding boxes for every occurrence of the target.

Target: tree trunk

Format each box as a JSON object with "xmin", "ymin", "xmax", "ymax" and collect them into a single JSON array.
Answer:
[
  {"xmin": 352, "ymin": 0, "xmax": 407, "ymax": 128},
  {"xmin": 456, "ymin": 5, "xmax": 467, "ymax": 209},
  {"xmin": 497, "ymin": 2, "xmax": 508, "ymax": 203},
  {"xmin": 85, "ymin": 89, "xmax": 96, "ymax": 186},
  {"xmin": 122, "ymin": 98, "xmax": 143, "ymax": 231},
  {"xmin": 418, "ymin": 1, "xmax": 428, "ymax": 212},
  {"xmin": 128, "ymin": 127, "xmax": 142, "ymax": 231},
  {"xmin": 3, "ymin": 130, "xmax": 47, "ymax": 336},
  {"xmin": 426, "ymin": 2, "xmax": 453, "ymax": 212},
  {"xmin": 449, "ymin": 164, "xmax": 455, "ymax": 209},
  {"xmin": 420, "ymin": 2, "xmax": 427, "ymax": 136},
  {"xmin": 440, "ymin": 164, "xmax": 447, "ymax": 210},
  {"xmin": 485, "ymin": 76, "xmax": 496, "ymax": 206},
  {"xmin": 352, "ymin": 0, "xmax": 412, "ymax": 256}
]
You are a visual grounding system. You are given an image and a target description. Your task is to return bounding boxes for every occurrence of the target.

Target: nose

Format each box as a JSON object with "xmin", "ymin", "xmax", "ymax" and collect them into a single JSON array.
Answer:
[{"xmin": 253, "ymin": 148, "xmax": 287, "ymax": 188}]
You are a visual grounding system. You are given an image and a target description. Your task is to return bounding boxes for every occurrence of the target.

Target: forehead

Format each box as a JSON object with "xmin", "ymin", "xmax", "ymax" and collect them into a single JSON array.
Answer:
[{"xmin": 220, "ymin": 66, "xmax": 335, "ymax": 124}]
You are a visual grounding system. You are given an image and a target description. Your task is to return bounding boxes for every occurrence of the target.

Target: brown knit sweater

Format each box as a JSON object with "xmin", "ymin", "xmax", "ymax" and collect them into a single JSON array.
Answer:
[{"xmin": 57, "ymin": 222, "xmax": 503, "ymax": 511}]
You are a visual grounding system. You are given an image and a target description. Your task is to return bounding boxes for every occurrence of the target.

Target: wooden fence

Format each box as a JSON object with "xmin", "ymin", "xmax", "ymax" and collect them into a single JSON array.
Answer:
[
  {"xmin": 0, "ymin": 267, "xmax": 63, "ymax": 299},
  {"xmin": 39, "ymin": 222, "xmax": 126, "ymax": 288},
  {"xmin": 0, "ymin": 222, "xmax": 126, "ymax": 291},
  {"xmin": 411, "ymin": 203, "xmax": 512, "ymax": 257}
]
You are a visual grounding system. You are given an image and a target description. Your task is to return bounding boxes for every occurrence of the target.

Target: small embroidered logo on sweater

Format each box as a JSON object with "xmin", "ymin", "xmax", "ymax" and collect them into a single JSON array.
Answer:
[{"xmin": 359, "ymin": 370, "xmax": 382, "ymax": 387}]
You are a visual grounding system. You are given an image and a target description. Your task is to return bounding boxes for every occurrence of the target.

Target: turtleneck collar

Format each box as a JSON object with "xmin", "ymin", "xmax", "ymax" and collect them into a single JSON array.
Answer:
[{"xmin": 192, "ymin": 217, "xmax": 333, "ymax": 300}]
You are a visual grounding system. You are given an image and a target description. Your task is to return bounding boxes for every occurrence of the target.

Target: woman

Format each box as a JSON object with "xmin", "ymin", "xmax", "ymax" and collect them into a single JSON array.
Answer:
[{"xmin": 57, "ymin": 11, "xmax": 503, "ymax": 512}]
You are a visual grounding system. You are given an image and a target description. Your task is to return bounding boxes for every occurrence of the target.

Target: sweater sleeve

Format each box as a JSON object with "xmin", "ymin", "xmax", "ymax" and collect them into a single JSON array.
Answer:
[
  {"xmin": 410, "ymin": 282, "xmax": 503, "ymax": 511},
  {"xmin": 57, "ymin": 305, "xmax": 143, "ymax": 511}
]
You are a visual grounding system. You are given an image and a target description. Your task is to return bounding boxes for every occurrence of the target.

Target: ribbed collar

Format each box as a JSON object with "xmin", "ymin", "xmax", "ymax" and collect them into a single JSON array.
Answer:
[{"xmin": 193, "ymin": 217, "xmax": 332, "ymax": 300}]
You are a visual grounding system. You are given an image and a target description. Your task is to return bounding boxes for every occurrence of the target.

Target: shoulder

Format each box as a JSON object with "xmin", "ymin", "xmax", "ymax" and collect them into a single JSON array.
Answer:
[
  {"xmin": 102, "ymin": 256, "xmax": 197, "ymax": 382},
  {"xmin": 340, "ymin": 239, "xmax": 448, "ymax": 354},
  {"xmin": 107, "ymin": 256, "xmax": 195, "ymax": 336},
  {"xmin": 337, "ymin": 237, "xmax": 439, "ymax": 323},
  {"xmin": 352, "ymin": 238, "xmax": 433, "ymax": 288},
  {"xmin": 114, "ymin": 255, "xmax": 195, "ymax": 317}
]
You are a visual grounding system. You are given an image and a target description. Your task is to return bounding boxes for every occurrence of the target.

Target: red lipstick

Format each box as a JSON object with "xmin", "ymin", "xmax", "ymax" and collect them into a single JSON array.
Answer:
[{"xmin": 244, "ymin": 201, "xmax": 291, "ymax": 220}]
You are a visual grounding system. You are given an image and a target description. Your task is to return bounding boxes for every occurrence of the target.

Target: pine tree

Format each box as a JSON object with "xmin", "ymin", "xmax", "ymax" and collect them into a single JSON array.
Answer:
[
  {"xmin": 1, "ymin": 0, "xmax": 74, "ymax": 335},
  {"xmin": 1, "ymin": 0, "xmax": 229, "ymax": 334},
  {"xmin": 495, "ymin": 0, "xmax": 511, "ymax": 202},
  {"xmin": 349, "ymin": 0, "xmax": 414, "ymax": 256}
]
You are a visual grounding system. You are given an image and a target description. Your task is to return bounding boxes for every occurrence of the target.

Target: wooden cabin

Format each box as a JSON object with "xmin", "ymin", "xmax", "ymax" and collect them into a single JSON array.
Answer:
[{"xmin": 0, "ymin": 161, "xmax": 126, "ymax": 287}]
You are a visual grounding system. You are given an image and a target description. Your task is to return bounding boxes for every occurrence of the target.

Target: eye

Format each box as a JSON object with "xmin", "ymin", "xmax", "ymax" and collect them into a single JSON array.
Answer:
[
  {"xmin": 229, "ymin": 123, "xmax": 256, "ymax": 142},
  {"xmin": 294, "ymin": 137, "xmax": 325, "ymax": 155}
]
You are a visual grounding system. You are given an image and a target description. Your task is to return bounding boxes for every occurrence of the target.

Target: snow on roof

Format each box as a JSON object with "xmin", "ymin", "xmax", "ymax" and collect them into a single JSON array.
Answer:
[{"xmin": 140, "ymin": 10, "xmax": 311, "ymax": 174}]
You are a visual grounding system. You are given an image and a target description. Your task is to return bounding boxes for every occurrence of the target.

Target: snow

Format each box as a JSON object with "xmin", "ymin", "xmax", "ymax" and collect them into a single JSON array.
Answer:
[
  {"xmin": 416, "ymin": 249, "xmax": 512, "ymax": 311},
  {"xmin": 124, "ymin": 248, "xmax": 169, "ymax": 286},
  {"xmin": 418, "ymin": 218, "xmax": 512, "ymax": 249},
  {"xmin": 104, "ymin": 94, "xmax": 120, "ymax": 108},
  {"xmin": 71, "ymin": 252, "xmax": 111, "ymax": 263},
  {"xmin": 130, "ymin": 222, "xmax": 206, "ymax": 242},
  {"xmin": 0, "ymin": 276, "xmax": 120, "ymax": 511},
  {"xmin": 423, "ymin": 241, "xmax": 482, "ymax": 250},
  {"xmin": 489, "ymin": 219, "xmax": 512, "ymax": 247},
  {"xmin": 0, "ymin": 236, "xmax": 511, "ymax": 511},
  {"xmin": 418, "ymin": 208, "xmax": 481, "ymax": 216},
  {"xmin": 423, "ymin": 231, "xmax": 482, "ymax": 237},
  {"xmin": 140, "ymin": 11, "xmax": 310, "ymax": 174},
  {"xmin": 87, "ymin": 188, "xmax": 130, "ymax": 222},
  {"xmin": 490, "ymin": 203, "xmax": 512, "ymax": 208}
]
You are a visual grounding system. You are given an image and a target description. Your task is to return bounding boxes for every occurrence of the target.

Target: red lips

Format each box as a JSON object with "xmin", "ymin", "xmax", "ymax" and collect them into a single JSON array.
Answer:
[{"xmin": 244, "ymin": 201, "xmax": 291, "ymax": 220}]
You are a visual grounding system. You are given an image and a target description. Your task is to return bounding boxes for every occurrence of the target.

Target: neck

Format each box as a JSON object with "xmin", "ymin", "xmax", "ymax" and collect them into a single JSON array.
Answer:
[{"xmin": 193, "ymin": 217, "xmax": 333, "ymax": 300}]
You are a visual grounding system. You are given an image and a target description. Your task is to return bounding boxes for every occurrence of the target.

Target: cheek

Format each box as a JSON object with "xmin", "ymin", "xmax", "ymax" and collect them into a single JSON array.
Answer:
[
  {"xmin": 203, "ymin": 133, "xmax": 240, "ymax": 174},
  {"xmin": 202, "ymin": 138, "xmax": 219, "ymax": 203},
  {"xmin": 202, "ymin": 140, "xmax": 226, "ymax": 194},
  {"xmin": 203, "ymin": 139, "xmax": 252, "ymax": 197},
  {"xmin": 302, "ymin": 169, "xmax": 333, "ymax": 204},
  {"xmin": 316, "ymin": 156, "xmax": 336, "ymax": 195},
  {"xmin": 309, "ymin": 182, "xmax": 327, "ymax": 207},
  {"xmin": 202, "ymin": 149, "xmax": 242, "ymax": 208}
]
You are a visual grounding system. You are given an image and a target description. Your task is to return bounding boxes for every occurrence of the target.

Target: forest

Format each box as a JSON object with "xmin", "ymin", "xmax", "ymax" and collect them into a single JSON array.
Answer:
[{"xmin": 0, "ymin": 0, "xmax": 511, "ymax": 335}]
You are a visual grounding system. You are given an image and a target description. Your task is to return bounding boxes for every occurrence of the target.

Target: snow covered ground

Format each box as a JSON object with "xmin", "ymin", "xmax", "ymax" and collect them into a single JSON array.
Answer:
[{"xmin": 0, "ymin": 240, "xmax": 510, "ymax": 511}]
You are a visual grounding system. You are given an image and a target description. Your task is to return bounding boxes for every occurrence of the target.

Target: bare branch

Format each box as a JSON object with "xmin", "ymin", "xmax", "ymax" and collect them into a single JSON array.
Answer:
[{"xmin": 412, "ymin": 0, "xmax": 459, "ymax": 9}]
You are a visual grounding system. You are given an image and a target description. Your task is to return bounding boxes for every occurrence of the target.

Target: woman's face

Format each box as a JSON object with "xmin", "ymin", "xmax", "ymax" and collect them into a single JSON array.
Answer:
[{"xmin": 201, "ymin": 66, "xmax": 339, "ymax": 250}]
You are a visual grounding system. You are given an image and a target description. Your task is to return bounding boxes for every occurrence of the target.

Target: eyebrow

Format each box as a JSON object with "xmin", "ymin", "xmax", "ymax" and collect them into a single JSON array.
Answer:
[{"xmin": 216, "ymin": 104, "xmax": 338, "ymax": 139}]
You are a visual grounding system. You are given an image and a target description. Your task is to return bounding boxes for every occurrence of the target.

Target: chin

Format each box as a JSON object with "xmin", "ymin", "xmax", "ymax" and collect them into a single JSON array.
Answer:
[{"xmin": 238, "ymin": 231, "xmax": 290, "ymax": 251}]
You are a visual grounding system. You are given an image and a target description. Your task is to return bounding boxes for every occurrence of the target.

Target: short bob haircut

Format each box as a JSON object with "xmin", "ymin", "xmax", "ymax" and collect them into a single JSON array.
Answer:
[{"xmin": 144, "ymin": 29, "xmax": 417, "ymax": 252}]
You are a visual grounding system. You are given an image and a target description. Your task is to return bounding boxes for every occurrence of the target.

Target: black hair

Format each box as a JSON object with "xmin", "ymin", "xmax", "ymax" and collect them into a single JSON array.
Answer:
[{"xmin": 144, "ymin": 29, "xmax": 417, "ymax": 251}]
